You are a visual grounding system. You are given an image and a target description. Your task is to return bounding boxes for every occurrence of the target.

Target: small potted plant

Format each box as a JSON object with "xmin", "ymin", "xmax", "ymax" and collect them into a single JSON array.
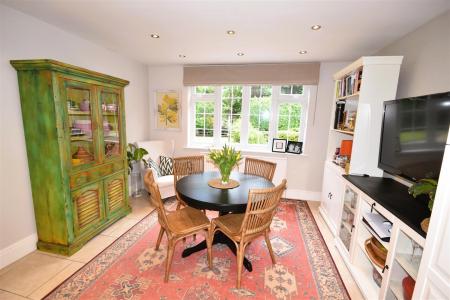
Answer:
[
  {"xmin": 126, "ymin": 143, "xmax": 149, "ymax": 173},
  {"xmin": 208, "ymin": 144, "xmax": 242, "ymax": 184},
  {"xmin": 408, "ymin": 178, "xmax": 438, "ymax": 233},
  {"xmin": 127, "ymin": 143, "xmax": 149, "ymax": 197}
]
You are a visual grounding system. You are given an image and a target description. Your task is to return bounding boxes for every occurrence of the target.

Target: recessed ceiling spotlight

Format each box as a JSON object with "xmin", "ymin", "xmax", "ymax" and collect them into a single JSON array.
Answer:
[
  {"xmin": 237, "ymin": 52, "xmax": 244, "ymax": 56},
  {"xmin": 227, "ymin": 30, "xmax": 236, "ymax": 35},
  {"xmin": 178, "ymin": 54, "xmax": 186, "ymax": 58},
  {"xmin": 150, "ymin": 33, "xmax": 160, "ymax": 38},
  {"xmin": 311, "ymin": 25, "xmax": 322, "ymax": 31},
  {"xmin": 299, "ymin": 50, "xmax": 308, "ymax": 54}
]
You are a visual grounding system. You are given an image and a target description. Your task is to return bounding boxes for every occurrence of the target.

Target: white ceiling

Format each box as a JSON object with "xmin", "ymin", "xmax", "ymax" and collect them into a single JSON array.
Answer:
[{"xmin": 2, "ymin": 0, "xmax": 449, "ymax": 65}]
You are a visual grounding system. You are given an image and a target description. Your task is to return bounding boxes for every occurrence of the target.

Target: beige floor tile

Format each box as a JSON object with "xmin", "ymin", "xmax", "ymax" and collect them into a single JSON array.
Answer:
[
  {"xmin": 100, "ymin": 217, "xmax": 139, "ymax": 238},
  {"xmin": 0, "ymin": 290, "xmax": 28, "ymax": 300},
  {"xmin": 0, "ymin": 252, "xmax": 71, "ymax": 296},
  {"xmin": 67, "ymin": 235, "xmax": 115, "ymax": 263},
  {"xmin": 28, "ymin": 261, "xmax": 84, "ymax": 300}
]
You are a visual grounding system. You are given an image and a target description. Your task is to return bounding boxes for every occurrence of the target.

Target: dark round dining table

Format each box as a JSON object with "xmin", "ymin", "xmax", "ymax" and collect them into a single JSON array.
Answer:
[{"xmin": 176, "ymin": 171, "xmax": 274, "ymax": 271}]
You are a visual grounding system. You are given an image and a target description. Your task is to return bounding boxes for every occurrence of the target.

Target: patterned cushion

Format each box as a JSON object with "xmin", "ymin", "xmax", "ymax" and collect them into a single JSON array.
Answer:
[
  {"xmin": 146, "ymin": 158, "xmax": 162, "ymax": 177},
  {"xmin": 159, "ymin": 156, "xmax": 173, "ymax": 176}
]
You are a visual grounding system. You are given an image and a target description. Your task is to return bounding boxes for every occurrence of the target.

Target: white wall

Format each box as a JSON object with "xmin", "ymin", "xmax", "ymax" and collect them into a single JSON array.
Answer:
[
  {"xmin": 375, "ymin": 10, "xmax": 450, "ymax": 98},
  {"xmin": 0, "ymin": 4, "xmax": 149, "ymax": 267},
  {"xmin": 147, "ymin": 62, "xmax": 347, "ymax": 200}
]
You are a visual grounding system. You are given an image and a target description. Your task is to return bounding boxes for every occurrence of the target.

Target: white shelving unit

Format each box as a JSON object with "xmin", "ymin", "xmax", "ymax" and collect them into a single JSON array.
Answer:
[{"xmin": 320, "ymin": 56, "xmax": 403, "ymax": 236}]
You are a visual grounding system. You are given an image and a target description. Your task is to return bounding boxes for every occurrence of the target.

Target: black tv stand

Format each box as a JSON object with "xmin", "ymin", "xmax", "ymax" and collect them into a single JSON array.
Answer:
[{"xmin": 342, "ymin": 175, "xmax": 430, "ymax": 238}]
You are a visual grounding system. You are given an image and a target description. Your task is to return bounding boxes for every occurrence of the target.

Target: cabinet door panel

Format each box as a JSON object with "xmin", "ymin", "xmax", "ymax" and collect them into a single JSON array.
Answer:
[
  {"xmin": 59, "ymin": 77, "xmax": 100, "ymax": 170},
  {"xmin": 98, "ymin": 87, "xmax": 124, "ymax": 162},
  {"xmin": 105, "ymin": 173, "xmax": 126, "ymax": 217},
  {"xmin": 72, "ymin": 182, "xmax": 104, "ymax": 237}
]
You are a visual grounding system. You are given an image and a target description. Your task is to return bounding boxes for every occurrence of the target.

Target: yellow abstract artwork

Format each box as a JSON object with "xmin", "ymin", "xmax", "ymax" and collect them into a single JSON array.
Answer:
[{"xmin": 155, "ymin": 91, "xmax": 180, "ymax": 129}]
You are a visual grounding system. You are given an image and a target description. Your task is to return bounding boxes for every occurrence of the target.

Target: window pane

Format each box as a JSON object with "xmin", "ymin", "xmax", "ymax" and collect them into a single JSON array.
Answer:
[
  {"xmin": 281, "ymin": 85, "xmax": 292, "ymax": 94},
  {"xmin": 248, "ymin": 85, "xmax": 272, "ymax": 145},
  {"xmin": 221, "ymin": 86, "xmax": 242, "ymax": 144},
  {"xmin": 194, "ymin": 101, "xmax": 214, "ymax": 143},
  {"xmin": 195, "ymin": 86, "xmax": 215, "ymax": 94},
  {"xmin": 205, "ymin": 102, "xmax": 214, "ymax": 113},
  {"xmin": 195, "ymin": 102, "xmax": 205, "ymax": 114},
  {"xmin": 195, "ymin": 114, "xmax": 205, "ymax": 129},
  {"xmin": 277, "ymin": 103, "xmax": 302, "ymax": 141},
  {"xmin": 292, "ymin": 85, "xmax": 303, "ymax": 94},
  {"xmin": 251, "ymin": 86, "xmax": 261, "ymax": 98},
  {"xmin": 222, "ymin": 98, "xmax": 231, "ymax": 114}
]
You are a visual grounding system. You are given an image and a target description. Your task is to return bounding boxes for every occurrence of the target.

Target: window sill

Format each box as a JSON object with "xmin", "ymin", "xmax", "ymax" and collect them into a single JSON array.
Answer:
[{"xmin": 184, "ymin": 145, "xmax": 308, "ymax": 157}]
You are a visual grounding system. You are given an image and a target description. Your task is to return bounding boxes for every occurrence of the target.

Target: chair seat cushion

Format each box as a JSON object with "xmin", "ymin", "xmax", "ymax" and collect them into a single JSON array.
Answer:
[
  {"xmin": 156, "ymin": 175, "xmax": 174, "ymax": 188},
  {"xmin": 167, "ymin": 206, "xmax": 210, "ymax": 235},
  {"xmin": 213, "ymin": 213, "xmax": 245, "ymax": 236}
]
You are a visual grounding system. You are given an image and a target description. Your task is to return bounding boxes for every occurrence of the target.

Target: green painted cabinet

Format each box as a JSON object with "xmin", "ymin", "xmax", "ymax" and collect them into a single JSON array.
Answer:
[{"xmin": 11, "ymin": 59, "xmax": 130, "ymax": 255}]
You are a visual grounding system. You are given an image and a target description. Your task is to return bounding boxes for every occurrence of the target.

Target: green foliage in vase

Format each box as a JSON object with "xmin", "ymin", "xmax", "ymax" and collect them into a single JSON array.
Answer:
[
  {"xmin": 408, "ymin": 178, "xmax": 438, "ymax": 211},
  {"xmin": 127, "ymin": 143, "xmax": 149, "ymax": 173},
  {"xmin": 208, "ymin": 144, "xmax": 243, "ymax": 183}
]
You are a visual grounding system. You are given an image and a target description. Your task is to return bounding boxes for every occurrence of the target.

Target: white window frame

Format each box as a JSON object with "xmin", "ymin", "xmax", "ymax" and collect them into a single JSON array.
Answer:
[{"xmin": 188, "ymin": 85, "xmax": 314, "ymax": 153}]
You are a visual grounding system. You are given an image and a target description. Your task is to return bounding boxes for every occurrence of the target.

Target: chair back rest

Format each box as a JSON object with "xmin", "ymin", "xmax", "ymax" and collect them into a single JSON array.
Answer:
[
  {"xmin": 144, "ymin": 171, "xmax": 169, "ymax": 228},
  {"xmin": 240, "ymin": 179, "xmax": 287, "ymax": 236},
  {"xmin": 173, "ymin": 155, "xmax": 205, "ymax": 184},
  {"xmin": 244, "ymin": 157, "xmax": 277, "ymax": 181}
]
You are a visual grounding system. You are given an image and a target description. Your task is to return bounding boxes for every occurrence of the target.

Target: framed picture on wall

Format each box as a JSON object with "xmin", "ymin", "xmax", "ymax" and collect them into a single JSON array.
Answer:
[
  {"xmin": 155, "ymin": 90, "xmax": 181, "ymax": 130},
  {"xmin": 286, "ymin": 141, "xmax": 303, "ymax": 154},
  {"xmin": 272, "ymin": 138, "xmax": 287, "ymax": 153}
]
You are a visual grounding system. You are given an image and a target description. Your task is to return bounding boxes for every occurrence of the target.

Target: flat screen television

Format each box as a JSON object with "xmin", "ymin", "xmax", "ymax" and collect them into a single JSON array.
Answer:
[{"xmin": 378, "ymin": 91, "xmax": 450, "ymax": 181}]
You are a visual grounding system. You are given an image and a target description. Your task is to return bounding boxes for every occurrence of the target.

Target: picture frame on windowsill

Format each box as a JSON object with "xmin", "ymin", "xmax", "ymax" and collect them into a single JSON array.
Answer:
[
  {"xmin": 272, "ymin": 138, "xmax": 287, "ymax": 153},
  {"xmin": 286, "ymin": 141, "xmax": 303, "ymax": 154}
]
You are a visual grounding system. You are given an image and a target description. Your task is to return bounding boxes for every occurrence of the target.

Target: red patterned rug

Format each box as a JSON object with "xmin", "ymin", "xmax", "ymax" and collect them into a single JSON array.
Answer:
[{"xmin": 45, "ymin": 200, "xmax": 349, "ymax": 299}]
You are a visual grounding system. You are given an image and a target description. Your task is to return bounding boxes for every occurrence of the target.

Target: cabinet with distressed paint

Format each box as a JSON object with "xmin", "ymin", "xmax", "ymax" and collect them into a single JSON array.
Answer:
[{"xmin": 11, "ymin": 59, "xmax": 130, "ymax": 255}]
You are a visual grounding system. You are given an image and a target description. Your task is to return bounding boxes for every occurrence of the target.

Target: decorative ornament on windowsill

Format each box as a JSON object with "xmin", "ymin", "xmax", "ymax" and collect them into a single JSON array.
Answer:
[
  {"xmin": 408, "ymin": 178, "xmax": 438, "ymax": 233},
  {"xmin": 207, "ymin": 144, "xmax": 242, "ymax": 189}
]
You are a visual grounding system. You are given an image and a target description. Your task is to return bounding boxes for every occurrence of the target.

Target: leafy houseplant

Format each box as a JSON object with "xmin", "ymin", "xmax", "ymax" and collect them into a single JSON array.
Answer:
[
  {"xmin": 126, "ymin": 143, "xmax": 149, "ymax": 174},
  {"xmin": 208, "ymin": 145, "xmax": 242, "ymax": 184},
  {"xmin": 408, "ymin": 178, "xmax": 438, "ymax": 232}
]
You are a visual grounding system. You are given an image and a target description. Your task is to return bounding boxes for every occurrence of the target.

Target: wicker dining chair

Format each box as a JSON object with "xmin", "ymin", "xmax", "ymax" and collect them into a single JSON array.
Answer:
[
  {"xmin": 173, "ymin": 155, "xmax": 205, "ymax": 210},
  {"xmin": 208, "ymin": 179, "xmax": 287, "ymax": 288},
  {"xmin": 144, "ymin": 171, "xmax": 211, "ymax": 282},
  {"xmin": 244, "ymin": 157, "xmax": 277, "ymax": 181}
]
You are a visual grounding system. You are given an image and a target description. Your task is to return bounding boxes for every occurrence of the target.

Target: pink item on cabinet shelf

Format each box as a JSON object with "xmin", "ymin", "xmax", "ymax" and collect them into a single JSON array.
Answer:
[
  {"xmin": 73, "ymin": 120, "xmax": 92, "ymax": 135},
  {"xmin": 79, "ymin": 99, "xmax": 90, "ymax": 111}
]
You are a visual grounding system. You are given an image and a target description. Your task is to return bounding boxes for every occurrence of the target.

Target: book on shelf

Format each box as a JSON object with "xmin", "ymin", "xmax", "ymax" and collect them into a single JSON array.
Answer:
[
  {"xmin": 363, "ymin": 212, "xmax": 392, "ymax": 242},
  {"xmin": 335, "ymin": 68, "xmax": 363, "ymax": 98}
]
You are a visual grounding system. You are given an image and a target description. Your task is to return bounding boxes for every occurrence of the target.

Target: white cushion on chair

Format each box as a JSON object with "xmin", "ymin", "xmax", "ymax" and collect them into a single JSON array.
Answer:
[{"xmin": 156, "ymin": 175, "xmax": 174, "ymax": 188}]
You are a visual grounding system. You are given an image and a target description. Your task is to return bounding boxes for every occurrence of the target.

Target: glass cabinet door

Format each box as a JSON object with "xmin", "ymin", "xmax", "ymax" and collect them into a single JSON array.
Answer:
[
  {"xmin": 63, "ymin": 79, "xmax": 99, "ymax": 169},
  {"xmin": 339, "ymin": 186, "xmax": 357, "ymax": 251},
  {"xmin": 99, "ymin": 88, "xmax": 122, "ymax": 160}
]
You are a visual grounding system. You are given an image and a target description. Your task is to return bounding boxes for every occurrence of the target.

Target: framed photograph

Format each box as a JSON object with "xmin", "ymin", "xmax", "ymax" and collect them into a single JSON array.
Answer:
[
  {"xmin": 272, "ymin": 138, "xmax": 287, "ymax": 153},
  {"xmin": 286, "ymin": 141, "xmax": 303, "ymax": 154},
  {"xmin": 155, "ymin": 90, "xmax": 181, "ymax": 130}
]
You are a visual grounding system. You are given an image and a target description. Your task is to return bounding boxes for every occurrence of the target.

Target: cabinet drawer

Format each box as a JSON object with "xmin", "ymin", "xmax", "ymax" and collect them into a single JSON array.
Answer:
[{"xmin": 70, "ymin": 161, "xmax": 124, "ymax": 188}]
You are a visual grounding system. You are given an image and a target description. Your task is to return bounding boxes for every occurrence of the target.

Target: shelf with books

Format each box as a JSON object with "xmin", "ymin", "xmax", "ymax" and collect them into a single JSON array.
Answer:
[
  {"xmin": 335, "ymin": 68, "xmax": 363, "ymax": 99},
  {"xmin": 332, "ymin": 129, "xmax": 354, "ymax": 136},
  {"xmin": 336, "ymin": 92, "xmax": 360, "ymax": 101}
]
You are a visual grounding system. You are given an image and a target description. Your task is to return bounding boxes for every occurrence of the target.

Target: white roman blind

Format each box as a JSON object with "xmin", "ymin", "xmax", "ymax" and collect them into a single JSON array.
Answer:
[{"xmin": 183, "ymin": 63, "xmax": 320, "ymax": 85}]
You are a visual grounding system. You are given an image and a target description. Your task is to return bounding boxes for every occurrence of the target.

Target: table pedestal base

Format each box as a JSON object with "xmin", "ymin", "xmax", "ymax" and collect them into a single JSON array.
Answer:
[{"xmin": 181, "ymin": 231, "xmax": 253, "ymax": 272}]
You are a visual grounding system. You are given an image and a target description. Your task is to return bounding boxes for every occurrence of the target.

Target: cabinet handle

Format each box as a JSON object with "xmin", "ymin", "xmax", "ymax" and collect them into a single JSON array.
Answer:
[
  {"xmin": 330, "ymin": 193, "xmax": 333, "ymax": 199},
  {"xmin": 351, "ymin": 224, "xmax": 355, "ymax": 233},
  {"xmin": 382, "ymin": 265, "xmax": 389, "ymax": 273},
  {"xmin": 371, "ymin": 203, "xmax": 376, "ymax": 212}
]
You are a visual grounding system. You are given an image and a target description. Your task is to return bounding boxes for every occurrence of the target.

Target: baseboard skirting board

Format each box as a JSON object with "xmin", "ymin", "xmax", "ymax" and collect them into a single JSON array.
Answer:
[
  {"xmin": 284, "ymin": 189, "xmax": 321, "ymax": 201},
  {"xmin": 0, "ymin": 233, "xmax": 37, "ymax": 269}
]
